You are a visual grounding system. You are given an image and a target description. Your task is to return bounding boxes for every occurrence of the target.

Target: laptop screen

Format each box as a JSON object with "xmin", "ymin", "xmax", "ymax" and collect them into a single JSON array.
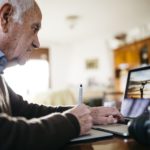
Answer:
[{"xmin": 121, "ymin": 66, "xmax": 150, "ymax": 118}]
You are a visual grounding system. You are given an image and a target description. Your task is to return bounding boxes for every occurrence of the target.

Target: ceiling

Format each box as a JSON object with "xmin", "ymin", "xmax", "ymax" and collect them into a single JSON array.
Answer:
[{"xmin": 36, "ymin": 0, "xmax": 150, "ymax": 45}]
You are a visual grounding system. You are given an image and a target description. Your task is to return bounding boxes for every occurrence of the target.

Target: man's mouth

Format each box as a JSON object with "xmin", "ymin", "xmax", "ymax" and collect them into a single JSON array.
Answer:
[{"xmin": 27, "ymin": 48, "xmax": 32, "ymax": 52}]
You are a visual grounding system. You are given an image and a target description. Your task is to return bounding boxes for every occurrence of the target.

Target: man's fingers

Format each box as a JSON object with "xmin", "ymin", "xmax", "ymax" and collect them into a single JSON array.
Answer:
[
  {"xmin": 74, "ymin": 104, "xmax": 91, "ymax": 117},
  {"xmin": 67, "ymin": 105, "xmax": 93, "ymax": 136},
  {"xmin": 68, "ymin": 104, "xmax": 91, "ymax": 119},
  {"xmin": 91, "ymin": 106, "xmax": 124, "ymax": 125},
  {"xmin": 107, "ymin": 115, "xmax": 118, "ymax": 123},
  {"xmin": 79, "ymin": 114, "xmax": 93, "ymax": 135},
  {"xmin": 93, "ymin": 116, "xmax": 118, "ymax": 125},
  {"xmin": 80, "ymin": 121, "xmax": 93, "ymax": 135},
  {"xmin": 111, "ymin": 113, "xmax": 124, "ymax": 121},
  {"xmin": 80, "ymin": 114, "xmax": 93, "ymax": 124}
]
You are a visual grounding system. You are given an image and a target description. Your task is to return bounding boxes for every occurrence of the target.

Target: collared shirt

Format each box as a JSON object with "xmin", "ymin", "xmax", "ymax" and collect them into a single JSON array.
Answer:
[{"xmin": 0, "ymin": 51, "xmax": 7, "ymax": 74}]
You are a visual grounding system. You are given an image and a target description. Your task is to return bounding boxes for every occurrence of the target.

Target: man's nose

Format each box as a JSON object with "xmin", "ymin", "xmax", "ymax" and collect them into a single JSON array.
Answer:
[{"xmin": 32, "ymin": 35, "xmax": 40, "ymax": 48}]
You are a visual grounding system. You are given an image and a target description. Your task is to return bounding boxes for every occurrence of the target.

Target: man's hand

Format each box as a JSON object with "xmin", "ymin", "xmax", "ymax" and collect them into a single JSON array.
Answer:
[
  {"xmin": 65, "ymin": 104, "xmax": 93, "ymax": 136},
  {"xmin": 90, "ymin": 106, "xmax": 123, "ymax": 125}
]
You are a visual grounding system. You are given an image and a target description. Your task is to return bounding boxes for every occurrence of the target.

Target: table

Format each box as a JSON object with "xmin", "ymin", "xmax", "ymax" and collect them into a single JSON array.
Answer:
[{"xmin": 64, "ymin": 136, "xmax": 150, "ymax": 150}]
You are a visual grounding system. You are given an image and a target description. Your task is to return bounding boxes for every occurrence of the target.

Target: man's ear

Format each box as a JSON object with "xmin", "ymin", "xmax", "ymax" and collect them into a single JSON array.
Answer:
[{"xmin": 0, "ymin": 3, "xmax": 13, "ymax": 33}]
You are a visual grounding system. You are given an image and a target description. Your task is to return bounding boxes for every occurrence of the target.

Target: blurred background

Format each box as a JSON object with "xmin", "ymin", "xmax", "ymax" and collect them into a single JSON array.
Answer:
[{"xmin": 4, "ymin": 0, "xmax": 150, "ymax": 108}]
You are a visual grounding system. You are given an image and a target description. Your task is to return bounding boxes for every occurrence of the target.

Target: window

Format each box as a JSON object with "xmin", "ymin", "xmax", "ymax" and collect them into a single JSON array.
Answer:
[{"xmin": 4, "ymin": 48, "xmax": 50, "ymax": 102}]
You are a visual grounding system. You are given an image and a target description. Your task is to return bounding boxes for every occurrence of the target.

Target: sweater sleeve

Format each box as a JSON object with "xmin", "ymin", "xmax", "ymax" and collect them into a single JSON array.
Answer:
[
  {"xmin": 8, "ymin": 85, "xmax": 72, "ymax": 119},
  {"xmin": 0, "ymin": 112, "xmax": 80, "ymax": 150}
]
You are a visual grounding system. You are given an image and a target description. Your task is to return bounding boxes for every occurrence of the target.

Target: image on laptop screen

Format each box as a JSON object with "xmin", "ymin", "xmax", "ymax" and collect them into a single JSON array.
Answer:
[{"xmin": 121, "ymin": 66, "xmax": 150, "ymax": 118}]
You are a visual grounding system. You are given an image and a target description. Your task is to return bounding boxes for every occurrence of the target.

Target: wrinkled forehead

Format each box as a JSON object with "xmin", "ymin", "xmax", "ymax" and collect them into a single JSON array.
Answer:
[
  {"xmin": 34, "ymin": 1, "xmax": 42, "ymax": 17},
  {"xmin": 27, "ymin": 1, "xmax": 42, "ymax": 17},
  {"xmin": 23, "ymin": 2, "xmax": 42, "ymax": 25}
]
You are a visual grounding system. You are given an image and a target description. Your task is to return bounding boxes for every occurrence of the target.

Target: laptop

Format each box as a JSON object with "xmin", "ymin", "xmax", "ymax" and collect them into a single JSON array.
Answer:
[{"xmin": 93, "ymin": 65, "xmax": 150, "ymax": 137}]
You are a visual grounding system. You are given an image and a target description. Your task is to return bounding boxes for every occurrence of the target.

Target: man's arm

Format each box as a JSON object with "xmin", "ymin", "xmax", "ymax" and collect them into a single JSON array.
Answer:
[
  {"xmin": 5, "ymin": 85, "xmax": 93, "ymax": 149},
  {"xmin": 0, "ymin": 112, "xmax": 80, "ymax": 150},
  {"xmin": 8, "ymin": 85, "xmax": 72, "ymax": 118}
]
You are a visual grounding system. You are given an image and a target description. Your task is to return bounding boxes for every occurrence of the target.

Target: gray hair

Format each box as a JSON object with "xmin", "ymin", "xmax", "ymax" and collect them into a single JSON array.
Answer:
[{"xmin": 0, "ymin": 0, "xmax": 35, "ymax": 23}]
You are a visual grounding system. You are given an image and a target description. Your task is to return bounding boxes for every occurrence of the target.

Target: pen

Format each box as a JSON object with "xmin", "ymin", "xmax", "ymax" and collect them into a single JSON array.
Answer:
[{"xmin": 78, "ymin": 84, "xmax": 83, "ymax": 105}]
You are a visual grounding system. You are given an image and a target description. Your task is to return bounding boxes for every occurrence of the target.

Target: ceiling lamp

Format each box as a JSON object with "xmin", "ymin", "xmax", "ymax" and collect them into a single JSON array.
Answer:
[{"xmin": 66, "ymin": 15, "xmax": 79, "ymax": 29}]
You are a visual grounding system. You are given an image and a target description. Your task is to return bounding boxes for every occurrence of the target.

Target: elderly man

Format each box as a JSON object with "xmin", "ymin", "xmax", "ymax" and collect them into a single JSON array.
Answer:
[{"xmin": 0, "ymin": 0, "xmax": 122, "ymax": 149}]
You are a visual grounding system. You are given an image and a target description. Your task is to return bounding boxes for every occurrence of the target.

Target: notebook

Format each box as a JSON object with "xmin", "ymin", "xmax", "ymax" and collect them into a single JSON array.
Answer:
[
  {"xmin": 70, "ymin": 129, "xmax": 113, "ymax": 143},
  {"xmin": 93, "ymin": 65, "xmax": 150, "ymax": 137}
]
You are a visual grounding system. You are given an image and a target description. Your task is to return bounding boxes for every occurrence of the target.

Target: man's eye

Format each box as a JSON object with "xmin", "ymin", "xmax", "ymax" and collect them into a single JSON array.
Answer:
[
  {"xmin": 32, "ymin": 24, "xmax": 41, "ymax": 34},
  {"xmin": 33, "ymin": 27, "xmax": 39, "ymax": 33}
]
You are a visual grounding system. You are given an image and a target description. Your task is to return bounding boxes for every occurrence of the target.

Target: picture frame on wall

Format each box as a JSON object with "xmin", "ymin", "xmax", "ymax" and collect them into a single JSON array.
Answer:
[{"xmin": 85, "ymin": 58, "xmax": 99, "ymax": 69}]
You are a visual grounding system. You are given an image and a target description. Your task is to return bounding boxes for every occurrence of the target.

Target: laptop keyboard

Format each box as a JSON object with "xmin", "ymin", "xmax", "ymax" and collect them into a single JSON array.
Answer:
[{"xmin": 93, "ymin": 124, "xmax": 129, "ymax": 137}]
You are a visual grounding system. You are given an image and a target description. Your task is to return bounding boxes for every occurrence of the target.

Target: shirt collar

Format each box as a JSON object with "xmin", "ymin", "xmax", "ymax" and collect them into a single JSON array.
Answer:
[
  {"xmin": 0, "ymin": 50, "xmax": 8, "ymax": 74},
  {"xmin": 0, "ymin": 51, "xmax": 5, "ymax": 57}
]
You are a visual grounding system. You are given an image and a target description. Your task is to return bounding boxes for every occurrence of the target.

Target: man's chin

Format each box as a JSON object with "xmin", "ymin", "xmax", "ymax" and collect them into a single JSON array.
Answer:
[{"xmin": 17, "ymin": 58, "xmax": 27, "ymax": 65}]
